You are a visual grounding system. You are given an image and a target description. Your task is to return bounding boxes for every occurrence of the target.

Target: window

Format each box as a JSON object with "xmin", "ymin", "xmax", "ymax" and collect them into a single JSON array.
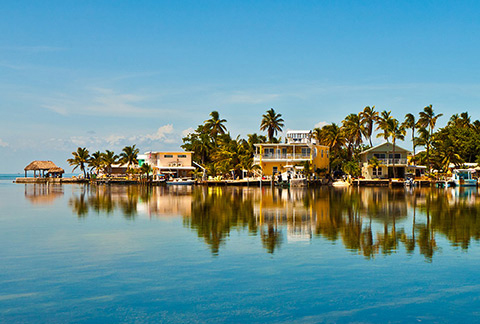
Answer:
[
  {"xmin": 178, "ymin": 155, "xmax": 187, "ymax": 158},
  {"xmin": 321, "ymin": 149, "xmax": 324, "ymax": 158},
  {"xmin": 373, "ymin": 167, "xmax": 383, "ymax": 176},
  {"xmin": 164, "ymin": 154, "xmax": 173, "ymax": 158},
  {"xmin": 388, "ymin": 153, "xmax": 401, "ymax": 159},
  {"xmin": 272, "ymin": 166, "xmax": 278, "ymax": 174},
  {"xmin": 374, "ymin": 153, "xmax": 386, "ymax": 159},
  {"xmin": 301, "ymin": 148, "xmax": 311, "ymax": 156}
]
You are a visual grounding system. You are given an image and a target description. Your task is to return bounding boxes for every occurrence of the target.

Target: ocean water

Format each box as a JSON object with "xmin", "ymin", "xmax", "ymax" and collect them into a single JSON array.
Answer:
[{"xmin": 1, "ymin": 182, "xmax": 480, "ymax": 323}]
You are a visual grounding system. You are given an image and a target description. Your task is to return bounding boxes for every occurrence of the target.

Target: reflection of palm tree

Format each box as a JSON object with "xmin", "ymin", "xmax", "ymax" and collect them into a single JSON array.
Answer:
[
  {"xmin": 69, "ymin": 188, "xmax": 89, "ymax": 217},
  {"xmin": 261, "ymin": 224, "xmax": 283, "ymax": 254}
]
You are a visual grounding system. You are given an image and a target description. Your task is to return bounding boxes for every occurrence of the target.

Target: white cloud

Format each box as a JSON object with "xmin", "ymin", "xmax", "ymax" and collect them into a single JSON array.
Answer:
[
  {"xmin": 181, "ymin": 127, "xmax": 195, "ymax": 137},
  {"xmin": 314, "ymin": 121, "xmax": 328, "ymax": 128},
  {"xmin": 0, "ymin": 139, "xmax": 8, "ymax": 147}
]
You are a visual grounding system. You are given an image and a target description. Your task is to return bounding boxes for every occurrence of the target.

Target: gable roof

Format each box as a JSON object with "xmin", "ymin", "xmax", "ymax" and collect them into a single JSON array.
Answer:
[
  {"xmin": 24, "ymin": 161, "xmax": 59, "ymax": 171},
  {"xmin": 359, "ymin": 142, "xmax": 411, "ymax": 155}
]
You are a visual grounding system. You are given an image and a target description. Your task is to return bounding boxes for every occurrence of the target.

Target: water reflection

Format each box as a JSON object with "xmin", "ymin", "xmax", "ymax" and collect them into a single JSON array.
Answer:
[
  {"xmin": 24, "ymin": 184, "xmax": 64, "ymax": 205},
  {"xmin": 37, "ymin": 184, "xmax": 480, "ymax": 259}
]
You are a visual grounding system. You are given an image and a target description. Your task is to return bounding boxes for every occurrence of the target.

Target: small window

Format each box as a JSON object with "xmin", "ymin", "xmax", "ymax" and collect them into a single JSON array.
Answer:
[
  {"xmin": 321, "ymin": 150, "xmax": 323, "ymax": 158},
  {"xmin": 178, "ymin": 155, "xmax": 187, "ymax": 158},
  {"xmin": 164, "ymin": 154, "xmax": 173, "ymax": 158},
  {"xmin": 272, "ymin": 166, "xmax": 278, "ymax": 174}
]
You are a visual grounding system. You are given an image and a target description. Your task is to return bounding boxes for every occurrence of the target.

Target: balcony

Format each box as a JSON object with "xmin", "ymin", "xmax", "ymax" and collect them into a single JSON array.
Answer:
[
  {"xmin": 254, "ymin": 153, "xmax": 311, "ymax": 161},
  {"xmin": 371, "ymin": 158, "xmax": 408, "ymax": 166}
]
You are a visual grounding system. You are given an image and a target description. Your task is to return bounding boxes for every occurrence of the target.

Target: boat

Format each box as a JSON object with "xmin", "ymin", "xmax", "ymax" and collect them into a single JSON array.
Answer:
[
  {"xmin": 332, "ymin": 179, "xmax": 351, "ymax": 187},
  {"xmin": 451, "ymin": 169, "xmax": 477, "ymax": 187},
  {"xmin": 166, "ymin": 178, "xmax": 196, "ymax": 185}
]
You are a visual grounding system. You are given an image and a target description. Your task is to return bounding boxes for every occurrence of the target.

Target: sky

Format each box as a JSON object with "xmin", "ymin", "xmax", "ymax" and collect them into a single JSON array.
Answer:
[{"xmin": 1, "ymin": 1, "xmax": 480, "ymax": 173}]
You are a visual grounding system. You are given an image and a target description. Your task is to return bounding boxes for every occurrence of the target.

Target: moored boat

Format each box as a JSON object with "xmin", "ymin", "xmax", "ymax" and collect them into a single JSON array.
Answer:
[
  {"xmin": 451, "ymin": 169, "xmax": 477, "ymax": 187},
  {"xmin": 166, "ymin": 178, "xmax": 196, "ymax": 185}
]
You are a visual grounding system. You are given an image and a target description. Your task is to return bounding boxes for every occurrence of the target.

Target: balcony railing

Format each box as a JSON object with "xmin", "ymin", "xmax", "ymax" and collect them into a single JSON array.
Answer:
[
  {"xmin": 374, "ymin": 158, "xmax": 408, "ymax": 165},
  {"xmin": 254, "ymin": 153, "xmax": 311, "ymax": 160}
]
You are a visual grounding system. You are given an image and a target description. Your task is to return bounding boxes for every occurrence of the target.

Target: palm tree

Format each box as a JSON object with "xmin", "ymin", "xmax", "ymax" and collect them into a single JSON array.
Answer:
[
  {"xmin": 388, "ymin": 118, "xmax": 406, "ymax": 178},
  {"xmin": 403, "ymin": 113, "xmax": 417, "ymax": 165},
  {"xmin": 101, "ymin": 150, "xmax": 118, "ymax": 176},
  {"xmin": 88, "ymin": 151, "xmax": 103, "ymax": 176},
  {"xmin": 204, "ymin": 111, "xmax": 227, "ymax": 140},
  {"xmin": 415, "ymin": 127, "xmax": 433, "ymax": 172},
  {"xmin": 342, "ymin": 113, "xmax": 364, "ymax": 157},
  {"xmin": 67, "ymin": 147, "xmax": 90, "ymax": 178},
  {"xmin": 360, "ymin": 106, "xmax": 378, "ymax": 147},
  {"xmin": 375, "ymin": 110, "xmax": 392, "ymax": 142},
  {"xmin": 139, "ymin": 163, "xmax": 153, "ymax": 181},
  {"xmin": 119, "ymin": 145, "xmax": 140, "ymax": 170},
  {"xmin": 260, "ymin": 108, "xmax": 284, "ymax": 143},
  {"xmin": 418, "ymin": 104, "xmax": 443, "ymax": 135}
]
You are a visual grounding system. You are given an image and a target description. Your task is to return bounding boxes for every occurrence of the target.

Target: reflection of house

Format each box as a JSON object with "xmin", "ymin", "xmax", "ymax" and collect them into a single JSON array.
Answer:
[
  {"xmin": 253, "ymin": 130, "xmax": 330, "ymax": 176},
  {"xmin": 145, "ymin": 151, "xmax": 195, "ymax": 178},
  {"xmin": 360, "ymin": 143, "xmax": 411, "ymax": 179}
]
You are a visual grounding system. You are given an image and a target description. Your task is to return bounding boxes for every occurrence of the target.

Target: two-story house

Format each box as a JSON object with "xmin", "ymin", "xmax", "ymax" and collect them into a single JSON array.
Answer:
[
  {"xmin": 253, "ymin": 130, "xmax": 330, "ymax": 176},
  {"xmin": 359, "ymin": 143, "xmax": 411, "ymax": 179},
  {"xmin": 144, "ymin": 151, "xmax": 195, "ymax": 178}
]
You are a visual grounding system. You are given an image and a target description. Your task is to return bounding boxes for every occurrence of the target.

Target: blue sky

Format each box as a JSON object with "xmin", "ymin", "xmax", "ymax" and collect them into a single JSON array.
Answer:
[{"xmin": 1, "ymin": 1, "xmax": 480, "ymax": 172}]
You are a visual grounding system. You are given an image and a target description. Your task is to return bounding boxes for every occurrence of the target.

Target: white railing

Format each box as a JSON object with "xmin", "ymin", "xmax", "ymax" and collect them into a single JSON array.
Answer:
[
  {"xmin": 376, "ymin": 158, "xmax": 408, "ymax": 165},
  {"xmin": 254, "ymin": 154, "xmax": 311, "ymax": 160}
]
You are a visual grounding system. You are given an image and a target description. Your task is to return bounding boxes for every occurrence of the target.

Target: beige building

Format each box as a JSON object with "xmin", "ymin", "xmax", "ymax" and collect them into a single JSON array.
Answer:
[
  {"xmin": 359, "ymin": 143, "xmax": 410, "ymax": 179},
  {"xmin": 253, "ymin": 130, "xmax": 330, "ymax": 176},
  {"xmin": 145, "ymin": 151, "xmax": 195, "ymax": 178}
]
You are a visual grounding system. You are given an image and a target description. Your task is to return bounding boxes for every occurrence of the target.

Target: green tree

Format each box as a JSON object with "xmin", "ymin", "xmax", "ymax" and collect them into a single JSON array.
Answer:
[
  {"xmin": 88, "ymin": 151, "xmax": 103, "ymax": 176},
  {"xmin": 342, "ymin": 113, "xmax": 364, "ymax": 158},
  {"xmin": 403, "ymin": 113, "xmax": 417, "ymax": 164},
  {"xmin": 101, "ymin": 150, "xmax": 118, "ymax": 176},
  {"xmin": 119, "ymin": 145, "xmax": 140, "ymax": 171},
  {"xmin": 67, "ymin": 147, "xmax": 90, "ymax": 178},
  {"xmin": 360, "ymin": 106, "xmax": 378, "ymax": 147},
  {"xmin": 204, "ymin": 111, "xmax": 227, "ymax": 141},
  {"xmin": 260, "ymin": 108, "xmax": 285, "ymax": 143},
  {"xmin": 418, "ymin": 104, "xmax": 443, "ymax": 135}
]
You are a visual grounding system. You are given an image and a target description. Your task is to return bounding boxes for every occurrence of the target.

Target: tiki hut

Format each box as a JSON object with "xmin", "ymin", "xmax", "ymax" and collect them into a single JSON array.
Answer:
[
  {"xmin": 24, "ymin": 161, "xmax": 61, "ymax": 178},
  {"xmin": 47, "ymin": 167, "xmax": 65, "ymax": 178}
]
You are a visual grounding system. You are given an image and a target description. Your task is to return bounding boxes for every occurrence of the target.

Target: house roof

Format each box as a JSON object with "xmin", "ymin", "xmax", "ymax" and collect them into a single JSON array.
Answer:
[
  {"xmin": 24, "ymin": 161, "xmax": 58, "ymax": 171},
  {"xmin": 48, "ymin": 167, "xmax": 64, "ymax": 173},
  {"xmin": 359, "ymin": 142, "xmax": 411, "ymax": 155}
]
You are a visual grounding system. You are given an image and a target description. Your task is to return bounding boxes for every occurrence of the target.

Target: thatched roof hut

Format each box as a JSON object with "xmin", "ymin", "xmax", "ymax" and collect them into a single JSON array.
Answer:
[
  {"xmin": 24, "ymin": 161, "xmax": 62, "ymax": 178},
  {"xmin": 25, "ymin": 161, "xmax": 58, "ymax": 171}
]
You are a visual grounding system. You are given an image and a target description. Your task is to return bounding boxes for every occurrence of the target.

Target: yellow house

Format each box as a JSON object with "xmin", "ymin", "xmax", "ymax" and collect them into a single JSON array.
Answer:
[
  {"xmin": 145, "ymin": 151, "xmax": 195, "ymax": 178},
  {"xmin": 253, "ymin": 130, "xmax": 330, "ymax": 176}
]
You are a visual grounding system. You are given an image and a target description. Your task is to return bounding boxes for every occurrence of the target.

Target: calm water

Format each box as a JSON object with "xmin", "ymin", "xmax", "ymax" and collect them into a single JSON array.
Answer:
[{"xmin": 2, "ymin": 180, "xmax": 480, "ymax": 323}]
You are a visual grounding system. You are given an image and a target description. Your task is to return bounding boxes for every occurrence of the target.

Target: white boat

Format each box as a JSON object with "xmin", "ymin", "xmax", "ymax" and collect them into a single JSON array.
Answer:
[
  {"xmin": 166, "ymin": 178, "xmax": 196, "ymax": 185},
  {"xmin": 332, "ymin": 180, "xmax": 351, "ymax": 187},
  {"xmin": 451, "ymin": 169, "xmax": 477, "ymax": 187}
]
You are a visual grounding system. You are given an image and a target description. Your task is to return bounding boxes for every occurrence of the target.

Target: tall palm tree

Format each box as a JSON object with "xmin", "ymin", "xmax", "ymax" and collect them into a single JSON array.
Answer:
[
  {"xmin": 418, "ymin": 104, "xmax": 443, "ymax": 135},
  {"xmin": 204, "ymin": 111, "xmax": 227, "ymax": 140},
  {"xmin": 119, "ymin": 145, "xmax": 140, "ymax": 170},
  {"xmin": 260, "ymin": 108, "xmax": 284, "ymax": 143},
  {"xmin": 360, "ymin": 106, "xmax": 378, "ymax": 147},
  {"xmin": 415, "ymin": 127, "xmax": 433, "ymax": 172},
  {"xmin": 101, "ymin": 150, "xmax": 118, "ymax": 176},
  {"xmin": 388, "ymin": 118, "xmax": 406, "ymax": 178},
  {"xmin": 67, "ymin": 147, "xmax": 90, "ymax": 178},
  {"xmin": 342, "ymin": 113, "xmax": 364, "ymax": 157},
  {"xmin": 403, "ymin": 113, "xmax": 417, "ymax": 165},
  {"xmin": 88, "ymin": 151, "xmax": 103, "ymax": 176},
  {"xmin": 375, "ymin": 110, "xmax": 392, "ymax": 142}
]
